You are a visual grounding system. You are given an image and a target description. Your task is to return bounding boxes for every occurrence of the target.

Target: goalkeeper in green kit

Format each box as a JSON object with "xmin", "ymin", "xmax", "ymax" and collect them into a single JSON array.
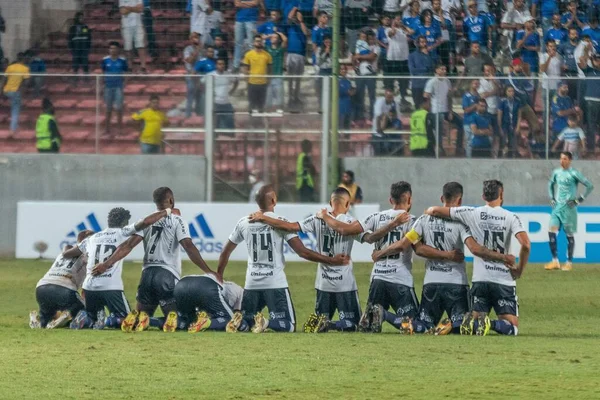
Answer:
[{"xmin": 545, "ymin": 152, "xmax": 594, "ymax": 271}]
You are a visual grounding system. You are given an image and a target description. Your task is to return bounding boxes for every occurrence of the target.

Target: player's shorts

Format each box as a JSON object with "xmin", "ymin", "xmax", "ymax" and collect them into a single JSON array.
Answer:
[
  {"xmin": 174, "ymin": 276, "xmax": 234, "ymax": 322},
  {"xmin": 315, "ymin": 289, "xmax": 361, "ymax": 325},
  {"xmin": 549, "ymin": 205, "xmax": 578, "ymax": 234},
  {"xmin": 104, "ymin": 87, "xmax": 124, "ymax": 110},
  {"xmin": 83, "ymin": 289, "xmax": 131, "ymax": 319},
  {"xmin": 418, "ymin": 283, "xmax": 470, "ymax": 328},
  {"xmin": 136, "ymin": 266, "xmax": 179, "ymax": 312},
  {"xmin": 241, "ymin": 288, "xmax": 296, "ymax": 331},
  {"xmin": 471, "ymin": 282, "xmax": 518, "ymax": 316},
  {"xmin": 122, "ymin": 24, "xmax": 145, "ymax": 51},
  {"xmin": 367, "ymin": 279, "xmax": 419, "ymax": 319},
  {"xmin": 36, "ymin": 284, "xmax": 84, "ymax": 327}
]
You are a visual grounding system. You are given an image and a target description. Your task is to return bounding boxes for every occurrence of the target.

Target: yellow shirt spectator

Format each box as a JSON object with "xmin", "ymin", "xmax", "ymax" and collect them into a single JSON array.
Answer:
[
  {"xmin": 132, "ymin": 108, "xmax": 168, "ymax": 145},
  {"xmin": 242, "ymin": 49, "xmax": 272, "ymax": 85},
  {"xmin": 3, "ymin": 63, "xmax": 30, "ymax": 93}
]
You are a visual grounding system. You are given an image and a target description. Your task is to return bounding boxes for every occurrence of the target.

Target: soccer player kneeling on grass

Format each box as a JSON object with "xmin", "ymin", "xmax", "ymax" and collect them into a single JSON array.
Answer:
[
  {"xmin": 426, "ymin": 180, "xmax": 531, "ymax": 336},
  {"xmin": 248, "ymin": 187, "xmax": 364, "ymax": 333},
  {"xmin": 372, "ymin": 182, "xmax": 515, "ymax": 335},
  {"xmin": 62, "ymin": 207, "xmax": 172, "ymax": 329},
  {"xmin": 218, "ymin": 185, "xmax": 348, "ymax": 333},
  {"xmin": 174, "ymin": 275, "xmax": 244, "ymax": 333},
  {"xmin": 92, "ymin": 187, "xmax": 220, "ymax": 333},
  {"xmin": 30, "ymin": 230, "xmax": 95, "ymax": 329}
]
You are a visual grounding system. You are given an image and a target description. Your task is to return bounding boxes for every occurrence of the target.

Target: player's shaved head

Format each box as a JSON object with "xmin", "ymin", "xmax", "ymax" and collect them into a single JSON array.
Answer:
[
  {"xmin": 482, "ymin": 180, "xmax": 503, "ymax": 202},
  {"xmin": 107, "ymin": 207, "xmax": 132, "ymax": 228},
  {"xmin": 390, "ymin": 181, "xmax": 412, "ymax": 204},
  {"xmin": 330, "ymin": 187, "xmax": 351, "ymax": 212},
  {"xmin": 153, "ymin": 187, "xmax": 174, "ymax": 208},
  {"xmin": 77, "ymin": 230, "xmax": 95, "ymax": 243},
  {"xmin": 256, "ymin": 184, "xmax": 277, "ymax": 210},
  {"xmin": 561, "ymin": 151, "xmax": 573, "ymax": 160},
  {"xmin": 443, "ymin": 182, "xmax": 463, "ymax": 202}
]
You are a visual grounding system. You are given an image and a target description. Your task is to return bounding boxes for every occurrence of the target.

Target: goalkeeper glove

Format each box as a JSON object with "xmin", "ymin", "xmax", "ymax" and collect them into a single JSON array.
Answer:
[
  {"xmin": 577, "ymin": 196, "xmax": 585, "ymax": 204},
  {"xmin": 550, "ymin": 199, "xmax": 556, "ymax": 207}
]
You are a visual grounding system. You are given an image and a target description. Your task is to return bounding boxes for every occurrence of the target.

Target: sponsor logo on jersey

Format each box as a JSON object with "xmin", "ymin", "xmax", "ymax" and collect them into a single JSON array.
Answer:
[
  {"xmin": 189, "ymin": 214, "xmax": 224, "ymax": 253},
  {"xmin": 480, "ymin": 212, "xmax": 506, "ymax": 221},
  {"xmin": 60, "ymin": 213, "xmax": 102, "ymax": 249}
]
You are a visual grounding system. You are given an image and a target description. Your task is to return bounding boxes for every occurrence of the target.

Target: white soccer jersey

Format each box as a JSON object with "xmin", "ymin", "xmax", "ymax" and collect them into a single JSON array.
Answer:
[
  {"xmin": 359, "ymin": 209, "xmax": 417, "ymax": 287},
  {"xmin": 450, "ymin": 206, "xmax": 525, "ymax": 287},
  {"xmin": 407, "ymin": 215, "xmax": 471, "ymax": 286},
  {"xmin": 300, "ymin": 213, "xmax": 363, "ymax": 293},
  {"xmin": 229, "ymin": 212, "xmax": 298, "ymax": 290},
  {"xmin": 80, "ymin": 224, "xmax": 138, "ymax": 291},
  {"xmin": 222, "ymin": 281, "xmax": 244, "ymax": 310},
  {"xmin": 135, "ymin": 214, "xmax": 190, "ymax": 280},
  {"xmin": 36, "ymin": 253, "xmax": 88, "ymax": 291}
]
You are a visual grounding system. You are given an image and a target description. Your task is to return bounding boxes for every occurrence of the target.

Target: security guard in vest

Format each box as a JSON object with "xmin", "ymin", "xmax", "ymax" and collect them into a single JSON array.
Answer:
[
  {"xmin": 409, "ymin": 98, "xmax": 434, "ymax": 157},
  {"xmin": 36, "ymin": 98, "xmax": 61, "ymax": 153},
  {"xmin": 296, "ymin": 139, "xmax": 316, "ymax": 202}
]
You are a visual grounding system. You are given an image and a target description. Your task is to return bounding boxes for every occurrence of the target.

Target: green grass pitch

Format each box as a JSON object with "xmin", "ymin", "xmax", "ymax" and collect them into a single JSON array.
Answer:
[{"xmin": 0, "ymin": 259, "xmax": 599, "ymax": 399}]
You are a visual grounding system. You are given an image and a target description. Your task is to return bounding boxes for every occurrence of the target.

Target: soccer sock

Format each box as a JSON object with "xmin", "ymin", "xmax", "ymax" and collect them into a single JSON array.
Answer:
[
  {"xmin": 451, "ymin": 320, "xmax": 462, "ymax": 334},
  {"xmin": 267, "ymin": 319, "xmax": 293, "ymax": 332},
  {"xmin": 382, "ymin": 310, "xmax": 402, "ymax": 330},
  {"xmin": 412, "ymin": 319, "xmax": 430, "ymax": 333},
  {"xmin": 207, "ymin": 317, "xmax": 229, "ymax": 331},
  {"xmin": 149, "ymin": 317, "xmax": 165, "ymax": 329},
  {"xmin": 548, "ymin": 232, "xmax": 558, "ymax": 259},
  {"xmin": 334, "ymin": 320, "xmax": 357, "ymax": 332},
  {"xmin": 567, "ymin": 235, "xmax": 575, "ymax": 262},
  {"xmin": 491, "ymin": 319, "xmax": 518, "ymax": 336}
]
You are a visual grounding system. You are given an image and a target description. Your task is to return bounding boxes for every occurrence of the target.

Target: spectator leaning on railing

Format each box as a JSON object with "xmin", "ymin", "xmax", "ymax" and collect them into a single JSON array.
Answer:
[
  {"xmin": 1, "ymin": 52, "xmax": 29, "ymax": 136},
  {"xmin": 132, "ymin": 94, "xmax": 169, "ymax": 154}
]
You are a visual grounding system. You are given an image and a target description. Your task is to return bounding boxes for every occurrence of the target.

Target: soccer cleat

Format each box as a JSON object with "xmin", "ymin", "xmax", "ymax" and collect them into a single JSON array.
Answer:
[
  {"xmin": 544, "ymin": 260, "xmax": 560, "ymax": 270},
  {"xmin": 188, "ymin": 311, "xmax": 212, "ymax": 333},
  {"xmin": 434, "ymin": 318, "xmax": 453, "ymax": 336},
  {"xmin": 46, "ymin": 310, "xmax": 72, "ymax": 329},
  {"xmin": 69, "ymin": 310, "xmax": 90, "ymax": 330},
  {"xmin": 121, "ymin": 310, "xmax": 139, "ymax": 333},
  {"xmin": 358, "ymin": 303, "xmax": 374, "ymax": 333},
  {"xmin": 475, "ymin": 313, "xmax": 491, "ymax": 336},
  {"xmin": 314, "ymin": 314, "xmax": 330, "ymax": 333},
  {"xmin": 561, "ymin": 262, "xmax": 573, "ymax": 271},
  {"xmin": 29, "ymin": 310, "xmax": 41, "ymax": 329},
  {"xmin": 371, "ymin": 304, "xmax": 384, "ymax": 333},
  {"xmin": 226, "ymin": 311, "xmax": 244, "ymax": 333},
  {"xmin": 135, "ymin": 311, "xmax": 150, "ymax": 332},
  {"xmin": 93, "ymin": 309, "xmax": 107, "ymax": 330},
  {"xmin": 303, "ymin": 313, "xmax": 319, "ymax": 333},
  {"xmin": 460, "ymin": 312, "xmax": 475, "ymax": 335},
  {"xmin": 251, "ymin": 312, "xmax": 269, "ymax": 334},
  {"xmin": 399, "ymin": 316, "xmax": 414, "ymax": 335},
  {"xmin": 163, "ymin": 311, "xmax": 178, "ymax": 333}
]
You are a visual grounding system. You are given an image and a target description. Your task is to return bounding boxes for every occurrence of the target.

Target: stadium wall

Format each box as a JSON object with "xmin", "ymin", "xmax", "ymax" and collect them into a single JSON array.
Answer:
[{"xmin": 0, "ymin": 154, "xmax": 207, "ymax": 257}]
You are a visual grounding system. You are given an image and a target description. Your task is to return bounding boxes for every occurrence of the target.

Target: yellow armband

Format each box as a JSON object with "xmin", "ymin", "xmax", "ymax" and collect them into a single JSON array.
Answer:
[{"xmin": 405, "ymin": 229, "xmax": 421, "ymax": 245}]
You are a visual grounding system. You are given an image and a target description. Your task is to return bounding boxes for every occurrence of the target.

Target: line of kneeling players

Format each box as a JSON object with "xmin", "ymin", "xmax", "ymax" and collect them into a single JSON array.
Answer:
[{"xmin": 30, "ymin": 180, "xmax": 529, "ymax": 336}]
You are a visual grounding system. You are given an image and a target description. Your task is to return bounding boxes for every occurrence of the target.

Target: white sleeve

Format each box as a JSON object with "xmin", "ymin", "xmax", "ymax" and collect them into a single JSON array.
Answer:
[
  {"xmin": 373, "ymin": 98, "xmax": 384, "ymax": 118},
  {"xmin": 299, "ymin": 215, "xmax": 317, "ymax": 234},
  {"xmin": 459, "ymin": 223, "xmax": 473, "ymax": 243},
  {"xmin": 223, "ymin": 282, "xmax": 244, "ymax": 310},
  {"xmin": 77, "ymin": 238, "xmax": 89, "ymax": 254},
  {"xmin": 578, "ymin": 128, "xmax": 586, "ymax": 140},
  {"xmin": 358, "ymin": 212, "xmax": 378, "ymax": 233},
  {"xmin": 121, "ymin": 223, "xmax": 139, "ymax": 237},
  {"xmin": 278, "ymin": 216, "xmax": 299, "ymax": 242},
  {"xmin": 174, "ymin": 216, "xmax": 192, "ymax": 242},
  {"xmin": 424, "ymin": 78, "xmax": 434, "ymax": 95},
  {"xmin": 511, "ymin": 213, "xmax": 526, "ymax": 236},
  {"xmin": 449, "ymin": 206, "xmax": 476, "ymax": 227},
  {"xmin": 228, "ymin": 218, "xmax": 247, "ymax": 244}
]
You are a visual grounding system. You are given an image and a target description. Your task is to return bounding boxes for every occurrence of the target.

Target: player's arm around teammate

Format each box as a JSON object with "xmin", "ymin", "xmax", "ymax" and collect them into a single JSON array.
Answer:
[{"xmin": 315, "ymin": 208, "xmax": 410, "ymax": 242}]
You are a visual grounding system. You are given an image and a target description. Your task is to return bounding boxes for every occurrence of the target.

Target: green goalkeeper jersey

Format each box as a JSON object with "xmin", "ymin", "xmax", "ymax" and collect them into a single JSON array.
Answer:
[{"xmin": 548, "ymin": 167, "xmax": 594, "ymax": 207}]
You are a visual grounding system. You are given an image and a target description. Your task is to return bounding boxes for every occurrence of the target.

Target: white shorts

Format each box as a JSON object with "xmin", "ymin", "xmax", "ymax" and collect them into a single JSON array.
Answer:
[{"xmin": 122, "ymin": 25, "xmax": 145, "ymax": 51}]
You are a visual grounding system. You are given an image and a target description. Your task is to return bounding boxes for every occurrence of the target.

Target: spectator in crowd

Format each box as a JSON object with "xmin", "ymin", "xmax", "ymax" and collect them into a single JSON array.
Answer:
[
  {"xmin": 314, "ymin": 0, "xmax": 334, "ymax": 19},
  {"xmin": 266, "ymin": 32, "xmax": 287, "ymax": 112},
  {"xmin": 582, "ymin": 17, "xmax": 600, "ymax": 53},
  {"xmin": 194, "ymin": 45, "xmax": 217, "ymax": 116},
  {"xmin": 142, "ymin": 0, "xmax": 158, "ymax": 57},
  {"xmin": 102, "ymin": 42, "xmax": 128, "ymax": 136},
  {"xmin": 0, "ymin": 7, "xmax": 4, "ymax": 61},
  {"xmin": 507, "ymin": 58, "xmax": 542, "ymax": 148},
  {"xmin": 28, "ymin": 48, "xmax": 46, "ymax": 97},
  {"xmin": 580, "ymin": 52, "xmax": 600, "ymax": 153},
  {"xmin": 372, "ymin": 88, "xmax": 403, "ymax": 155},
  {"xmin": 463, "ymin": 2, "xmax": 490, "ymax": 54},
  {"xmin": 296, "ymin": 139, "xmax": 316, "ymax": 202},
  {"xmin": 344, "ymin": 0, "xmax": 372, "ymax": 58},
  {"xmin": 559, "ymin": 27, "xmax": 580, "ymax": 101},
  {"xmin": 402, "ymin": 1, "xmax": 422, "ymax": 41},
  {"xmin": 515, "ymin": 18, "xmax": 541, "ymax": 74},
  {"xmin": 233, "ymin": 0, "xmax": 259, "ymax": 72},
  {"xmin": 532, "ymin": 0, "xmax": 558, "ymax": 42},
  {"xmin": 191, "ymin": 0, "xmax": 210, "ymax": 45},
  {"xmin": 35, "ymin": 98, "xmax": 61, "ymax": 153},
  {"xmin": 265, "ymin": 0, "xmax": 282, "ymax": 14},
  {"xmin": 470, "ymin": 98, "xmax": 493, "ymax": 157},
  {"xmin": 316, "ymin": 35, "xmax": 332, "ymax": 104},
  {"xmin": 183, "ymin": 33, "xmax": 202, "ymax": 118},
  {"xmin": 1, "ymin": 52, "xmax": 29, "ymax": 135},
  {"xmin": 479, "ymin": 6, "xmax": 497, "ymax": 57},
  {"xmin": 286, "ymin": 10, "xmax": 309, "ymax": 111},
  {"xmin": 418, "ymin": 9, "xmax": 443, "ymax": 63},
  {"xmin": 68, "ymin": 12, "xmax": 92, "ymax": 76},
  {"xmin": 377, "ymin": 15, "xmax": 391, "ymax": 69},
  {"xmin": 207, "ymin": 58, "xmax": 237, "ymax": 133},
  {"xmin": 575, "ymin": 34, "xmax": 596, "ymax": 107},
  {"xmin": 410, "ymin": 98, "xmax": 436, "ymax": 157},
  {"xmin": 408, "ymin": 36, "xmax": 435, "ymax": 109},
  {"xmin": 384, "ymin": 16, "xmax": 412, "ymax": 110},
  {"xmin": 312, "ymin": 11, "xmax": 331, "ymax": 65},
  {"xmin": 424, "ymin": 64, "xmax": 464, "ymax": 155},
  {"xmin": 119, "ymin": 0, "xmax": 148, "ymax": 72},
  {"xmin": 353, "ymin": 30, "xmax": 379, "ymax": 125},
  {"xmin": 432, "ymin": 0, "xmax": 455, "ymax": 72},
  {"xmin": 248, "ymin": 169, "xmax": 265, "ymax": 203},
  {"xmin": 339, "ymin": 64, "xmax": 355, "ymax": 130},
  {"xmin": 257, "ymin": 10, "xmax": 286, "ymax": 47},
  {"xmin": 561, "ymin": 1, "xmax": 587, "ymax": 32},
  {"xmin": 463, "ymin": 79, "xmax": 480, "ymax": 158},
  {"xmin": 545, "ymin": 13, "xmax": 568, "ymax": 46},
  {"xmin": 551, "ymin": 114, "xmax": 586, "ymax": 159},
  {"xmin": 540, "ymin": 40, "xmax": 564, "ymax": 132},
  {"xmin": 131, "ymin": 94, "xmax": 169, "ymax": 154},
  {"xmin": 500, "ymin": 0, "xmax": 532, "ymax": 55},
  {"xmin": 242, "ymin": 35, "xmax": 272, "ymax": 113},
  {"xmin": 204, "ymin": 3, "xmax": 224, "ymax": 46},
  {"xmin": 214, "ymin": 34, "xmax": 229, "ymax": 70},
  {"xmin": 478, "ymin": 63, "xmax": 501, "ymax": 156},
  {"xmin": 297, "ymin": 0, "xmax": 316, "ymax": 29},
  {"xmin": 551, "ymin": 81, "xmax": 581, "ymax": 139},
  {"xmin": 338, "ymin": 170, "xmax": 363, "ymax": 205},
  {"xmin": 463, "ymin": 41, "xmax": 494, "ymax": 77},
  {"xmin": 498, "ymin": 85, "xmax": 522, "ymax": 158}
]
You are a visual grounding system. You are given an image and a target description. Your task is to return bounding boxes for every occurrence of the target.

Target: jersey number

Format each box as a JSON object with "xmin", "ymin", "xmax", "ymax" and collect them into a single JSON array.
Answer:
[
  {"xmin": 433, "ymin": 231, "xmax": 445, "ymax": 251},
  {"xmin": 57, "ymin": 258, "xmax": 78, "ymax": 270},
  {"xmin": 381, "ymin": 231, "xmax": 402, "ymax": 260},
  {"xmin": 94, "ymin": 244, "xmax": 117, "ymax": 264},
  {"xmin": 252, "ymin": 233, "xmax": 273, "ymax": 262},
  {"xmin": 322, "ymin": 235, "xmax": 335, "ymax": 257},
  {"xmin": 148, "ymin": 226, "xmax": 164, "ymax": 255},
  {"xmin": 483, "ymin": 230, "xmax": 505, "ymax": 254}
]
